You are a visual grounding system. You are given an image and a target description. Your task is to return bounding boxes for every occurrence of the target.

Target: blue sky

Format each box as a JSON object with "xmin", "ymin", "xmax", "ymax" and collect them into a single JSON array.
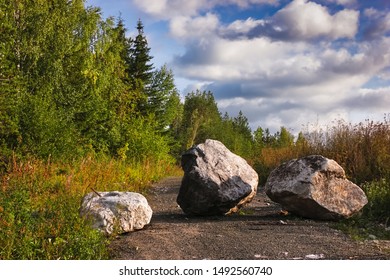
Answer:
[{"xmin": 86, "ymin": 0, "xmax": 390, "ymax": 134}]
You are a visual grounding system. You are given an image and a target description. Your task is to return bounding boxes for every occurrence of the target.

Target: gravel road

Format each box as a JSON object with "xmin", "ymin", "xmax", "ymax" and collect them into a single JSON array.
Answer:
[{"xmin": 109, "ymin": 177, "xmax": 390, "ymax": 260}]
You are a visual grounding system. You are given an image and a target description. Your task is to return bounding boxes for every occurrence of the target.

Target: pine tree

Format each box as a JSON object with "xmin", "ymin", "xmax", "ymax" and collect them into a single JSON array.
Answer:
[
  {"xmin": 129, "ymin": 19, "xmax": 154, "ymax": 90},
  {"xmin": 233, "ymin": 111, "xmax": 252, "ymax": 140},
  {"xmin": 277, "ymin": 126, "xmax": 294, "ymax": 147},
  {"xmin": 253, "ymin": 127, "xmax": 265, "ymax": 150},
  {"xmin": 111, "ymin": 17, "xmax": 143, "ymax": 121}
]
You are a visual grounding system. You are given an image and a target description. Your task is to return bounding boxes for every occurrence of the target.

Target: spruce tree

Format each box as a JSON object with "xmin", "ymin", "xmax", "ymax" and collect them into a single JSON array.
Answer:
[
  {"xmin": 278, "ymin": 126, "xmax": 294, "ymax": 147},
  {"xmin": 129, "ymin": 19, "xmax": 154, "ymax": 90}
]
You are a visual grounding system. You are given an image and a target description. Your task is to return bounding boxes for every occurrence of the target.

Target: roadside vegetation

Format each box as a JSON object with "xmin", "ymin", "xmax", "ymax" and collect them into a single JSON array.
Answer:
[{"xmin": 1, "ymin": 0, "xmax": 389, "ymax": 259}]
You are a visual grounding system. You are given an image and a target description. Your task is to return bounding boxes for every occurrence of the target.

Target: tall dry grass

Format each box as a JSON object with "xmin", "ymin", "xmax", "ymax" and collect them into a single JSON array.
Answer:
[
  {"xmin": 253, "ymin": 116, "xmax": 390, "ymax": 223},
  {"xmin": 305, "ymin": 118, "xmax": 390, "ymax": 184}
]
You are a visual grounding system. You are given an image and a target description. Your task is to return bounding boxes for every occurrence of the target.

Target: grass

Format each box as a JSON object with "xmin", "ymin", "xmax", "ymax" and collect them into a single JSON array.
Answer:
[
  {"xmin": 253, "ymin": 117, "xmax": 390, "ymax": 241},
  {"xmin": 1, "ymin": 116, "xmax": 390, "ymax": 258},
  {"xmin": 336, "ymin": 179, "xmax": 390, "ymax": 241},
  {"xmin": 334, "ymin": 218, "xmax": 390, "ymax": 242},
  {"xmin": 0, "ymin": 154, "xmax": 182, "ymax": 259}
]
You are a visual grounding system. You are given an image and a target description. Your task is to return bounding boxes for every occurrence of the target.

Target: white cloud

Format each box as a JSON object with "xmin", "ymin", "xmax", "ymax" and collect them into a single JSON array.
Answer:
[
  {"xmin": 363, "ymin": 8, "xmax": 390, "ymax": 39},
  {"xmin": 132, "ymin": 0, "xmax": 201, "ymax": 19},
  {"xmin": 220, "ymin": 18, "xmax": 266, "ymax": 39},
  {"xmin": 346, "ymin": 87, "xmax": 390, "ymax": 110},
  {"xmin": 132, "ymin": 0, "xmax": 278, "ymax": 20},
  {"xmin": 174, "ymin": 34, "xmax": 390, "ymax": 132},
  {"xmin": 268, "ymin": 0, "xmax": 359, "ymax": 40},
  {"xmin": 175, "ymin": 36, "xmax": 390, "ymax": 88},
  {"xmin": 170, "ymin": 0, "xmax": 360, "ymax": 42},
  {"xmin": 169, "ymin": 13, "xmax": 220, "ymax": 40},
  {"xmin": 132, "ymin": 0, "xmax": 390, "ymax": 133}
]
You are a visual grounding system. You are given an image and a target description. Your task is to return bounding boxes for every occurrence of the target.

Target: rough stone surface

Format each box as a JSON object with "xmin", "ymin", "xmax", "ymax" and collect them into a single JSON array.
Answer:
[
  {"xmin": 80, "ymin": 191, "xmax": 152, "ymax": 235},
  {"xmin": 265, "ymin": 155, "xmax": 368, "ymax": 220},
  {"xmin": 177, "ymin": 139, "xmax": 258, "ymax": 216}
]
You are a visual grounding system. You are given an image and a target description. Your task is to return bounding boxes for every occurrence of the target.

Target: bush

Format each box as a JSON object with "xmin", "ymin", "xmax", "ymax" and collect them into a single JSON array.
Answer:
[{"xmin": 362, "ymin": 179, "xmax": 390, "ymax": 223}]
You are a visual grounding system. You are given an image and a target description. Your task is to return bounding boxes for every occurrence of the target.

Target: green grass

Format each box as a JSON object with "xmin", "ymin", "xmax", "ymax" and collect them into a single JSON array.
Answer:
[
  {"xmin": 334, "ymin": 218, "xmax": 390, "ymax": 241},
  {"xmin": 332, "ymin": 179, "xmax": 390, "ymax": 241},
  {"xmin": 0, "ymin": 155, "xmax": 182, "ymax": 259},
  {"xmin": 362, "ymin": 179, "xmax": 390, "ymax": 223}
]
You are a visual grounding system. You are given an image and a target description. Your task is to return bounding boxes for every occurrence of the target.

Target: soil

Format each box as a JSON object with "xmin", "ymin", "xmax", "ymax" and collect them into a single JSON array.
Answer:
[{"xmin": 109, "ymin": 177, "xmax": 390, "ymax": 260}]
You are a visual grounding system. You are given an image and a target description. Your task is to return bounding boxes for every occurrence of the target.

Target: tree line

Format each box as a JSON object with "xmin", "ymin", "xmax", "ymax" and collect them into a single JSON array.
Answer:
[
  {"xmin": 1, "ymin": 0, "xmax": 389, "ymax": 229},
  {"xmin": 0, "ymin": 0, "xmax": 182, "ymax": 164},
  {"xmin": 0, "ymin": 0, "xmax": 298, "ymax": 167},
  {"xmin": 2, "ymin": 0, "xmax": 389, "ymax": 189}
]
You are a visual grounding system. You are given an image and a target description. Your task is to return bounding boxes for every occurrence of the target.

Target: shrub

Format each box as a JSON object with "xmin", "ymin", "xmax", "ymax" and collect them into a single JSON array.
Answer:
[{"xmin": 362, "ymin": 179, "xmax": 390, "ymax": 223}]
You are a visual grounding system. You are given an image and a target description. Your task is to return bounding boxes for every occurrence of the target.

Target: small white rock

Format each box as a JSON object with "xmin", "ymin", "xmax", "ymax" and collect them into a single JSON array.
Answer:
[
  {"xmin": 305, "ymin": 254, "xmax": 325, "ymax": 260},
  {"xmin": 368, "ymin": 234, "xmax": 377, "ymax": 240}
]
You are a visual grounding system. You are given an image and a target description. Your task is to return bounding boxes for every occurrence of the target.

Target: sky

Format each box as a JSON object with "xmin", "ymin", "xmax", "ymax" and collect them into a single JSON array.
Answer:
[{"xmin": 86, "ymin": 0, "xmax": 390, "ymax": 134}]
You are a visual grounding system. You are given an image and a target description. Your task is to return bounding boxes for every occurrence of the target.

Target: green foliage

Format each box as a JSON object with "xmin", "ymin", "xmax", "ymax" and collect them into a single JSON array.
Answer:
[
  {"xmin": 118, "ymin": 115, "xmax": 174, "ymax": 163},
  {"xmin": 17, "ymin": 93, "xmax": 81, "ymax": 159},
  {"xmin": 277, "ymin": 126, "xmax": 295, "ymax": 147},
  {"xmin": 0, "ymin": 1, "xmax": 183, "ymax": 259},
  {"xmin": 0, "ymin": 155, "xmax": 181, "ymax": 259},
  {"xmin": 0, "ymin": 159, "xmax": 109, "ymax": 259},
  {"xmin": 362, "ymin": 179, "xmax": 390, "ymax": 222},
  {"xmin": 179, "ymin": 90, "xmax": 222, "ymax": 149},
  {"xmin": 0, "ymin": 1, "xmax": 180, "ymax": 163},
  {"xmin": 128, "ymin": 19, "xmax": 154, "ymax": 89},
  {"xmin": 333, "ymin": 178, "xmax": 390, "ymax": 241},
  {"xmin": 0, "ymin": 0, "xmax": 22, "ymax": 161},
  {"xmin": 1, "ymin": 0, "xmax": 389, "ymax": 255},
  {"xmin": 148, "ymin": 65, "xmax": 182, "ymax": 132}
]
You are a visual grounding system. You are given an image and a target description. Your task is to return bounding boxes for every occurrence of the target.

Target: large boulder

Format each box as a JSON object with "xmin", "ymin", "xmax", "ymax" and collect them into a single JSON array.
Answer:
[
  {"xmin": 265, "ymin": 155, "xmax": 368, "ymax": 220},
  {"xmin": 80, "ymin": 191, "xmax": 152, "ymax": 235},
  {"xmin": 177, "ymin": 139, "xmax": 258, "ymax": 216}
]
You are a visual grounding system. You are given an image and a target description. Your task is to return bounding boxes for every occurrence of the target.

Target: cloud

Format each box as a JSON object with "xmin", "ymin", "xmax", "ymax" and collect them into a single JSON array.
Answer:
[
  {"xmin": 273, "ymin": 0, "xmax": 358, "ymax": 40},
  {"xmin": 362, "ymin": 8, "xmax": 390, "ymax": 40},
  {"xmin": 219, "ymin": 18, "xmax": 266, "ymax": 39},
  {"xmin": 343, "ymin": 87, "xmax": 390, "ymax": 110},
  {"xmin": 215, "ymin": 96, "xmax": 350, "ymax": 133},
  {"xmin": 175, "ymin": 36, "xmax": 390, "ymax": 88},
  {"xmin": 132, "ymin": 0, "xmax": 279, "ymax": 20},
  {"xmin": 131, "ymin": 0, "xmax": 390, "ymax": 133},
  {"xmin": 169, "ymin": 13, "xmax": 219, "ymax": 40},
  {"xmin": 240, "ymin": 0, "xmax": 360, "ymax": 41},
  {"xmin": 324, "ymin": 0, "xmax": 357, "ymax": 7},
  {"xmin": 174, "ymin": 35, "xmax": 390, "ymax": 132},
  {"xmin": 168, "ymin": 0, "xmax": 359, "ymax": 42}
]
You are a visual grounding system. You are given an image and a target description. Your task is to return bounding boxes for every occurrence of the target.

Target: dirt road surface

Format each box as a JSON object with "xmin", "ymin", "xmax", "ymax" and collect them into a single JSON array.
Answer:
[{"xmin": 109, "ymin": 177, "xmax": 390, "ymax": 260}]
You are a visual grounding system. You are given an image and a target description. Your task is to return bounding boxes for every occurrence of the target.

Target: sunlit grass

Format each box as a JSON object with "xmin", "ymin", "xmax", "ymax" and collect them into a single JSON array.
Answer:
[
  {"xmin": 253, "ymin": 117, "xmax": 390, "ymax": 239},
  {"xmin": 0, "ymin": 154, "xmax": 181, "ymax": 259}
]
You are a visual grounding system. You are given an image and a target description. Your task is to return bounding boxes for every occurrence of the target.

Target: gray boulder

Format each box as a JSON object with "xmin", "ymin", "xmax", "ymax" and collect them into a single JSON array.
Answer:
[
  {"xmin": 80, "ymin": 191, "xmax": 152, "ymax": 235},
  {"xmin": 177, "ymin": 139, "xmax": 258, "ymax": 216},
  {"xmin": 265, "ymin": 155, "xmax": 368, "ymax": 220}
]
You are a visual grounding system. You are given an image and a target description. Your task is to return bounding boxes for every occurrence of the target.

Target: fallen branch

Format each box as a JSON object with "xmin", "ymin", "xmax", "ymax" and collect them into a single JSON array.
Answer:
[{"xmin": 91, "ymin": 187, "xmax": 102, "ymax": 197}]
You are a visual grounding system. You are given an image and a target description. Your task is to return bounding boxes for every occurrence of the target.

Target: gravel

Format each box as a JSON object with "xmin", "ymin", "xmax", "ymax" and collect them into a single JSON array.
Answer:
[{"xmin": 109, "ymin": 177, "xmax": 390, "ymax": 260}]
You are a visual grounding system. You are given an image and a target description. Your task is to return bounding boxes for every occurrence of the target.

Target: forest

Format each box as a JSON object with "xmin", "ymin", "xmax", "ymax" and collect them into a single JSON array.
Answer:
[{"xmin": 1, "ymin": 0, "xmax": 389, "ymax": 259}]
